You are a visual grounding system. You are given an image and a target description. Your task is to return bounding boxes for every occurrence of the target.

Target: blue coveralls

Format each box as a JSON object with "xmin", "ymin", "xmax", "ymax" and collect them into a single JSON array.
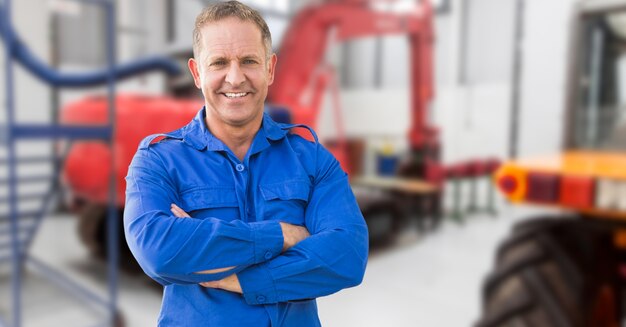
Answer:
[{"xmin": 124, "ymin": 108, "xmax": 369, "ymax": 326}]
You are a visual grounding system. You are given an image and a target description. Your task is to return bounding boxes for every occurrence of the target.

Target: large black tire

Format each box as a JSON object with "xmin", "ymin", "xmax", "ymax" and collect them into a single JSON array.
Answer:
[
  {"xmin": 77, "ymin": 204, "xmax": 142, "ymax": 273},
  {"xmin": 475, "ymin": 217, "xmax": 622, "ymax": 327},
  {"xmin": 360, "ymin": 199, "xmax": 403, "ymax": 248}
]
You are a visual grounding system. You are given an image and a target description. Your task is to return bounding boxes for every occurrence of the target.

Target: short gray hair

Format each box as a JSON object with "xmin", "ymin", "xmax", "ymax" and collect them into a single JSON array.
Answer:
[{"xmin": 192, "ymin": 1, "xmax": 272, "ymax": 59}]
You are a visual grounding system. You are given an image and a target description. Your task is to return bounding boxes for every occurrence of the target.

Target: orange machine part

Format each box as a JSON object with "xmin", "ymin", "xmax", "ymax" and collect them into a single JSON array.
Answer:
[
  {"xmin": 494, "ymin": 152, "xmax": 626, "ymax": 219},
  {"xmin": 61, "ymin": 94, "xmax": 203, "ymax": 206},
  {"xmin": 494, "ymin": 164, "xmax": 527, "ymax": 202},
  {"xmin": 613, "ymin": 230, "xmax": 626, "ymax": 250}
]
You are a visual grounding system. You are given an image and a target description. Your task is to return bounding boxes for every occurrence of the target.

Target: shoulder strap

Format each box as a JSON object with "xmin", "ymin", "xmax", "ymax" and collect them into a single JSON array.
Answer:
[
  {"xmin": 281, "ymin": 123, "xmax": 319, "ymax": 144},
  {"xmin": 138, "ymin": 129, "xmax": 183, "ymax": 150}
]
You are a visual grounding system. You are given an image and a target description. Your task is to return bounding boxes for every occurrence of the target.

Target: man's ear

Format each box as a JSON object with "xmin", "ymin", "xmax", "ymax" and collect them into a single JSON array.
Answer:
[
  {"xmin": 267, "ymin": 53, "xmax": 278, "ymax": 86},
  {"xmin": 188, "ymin": 58, "xmax": 202, "ymax": 89}
]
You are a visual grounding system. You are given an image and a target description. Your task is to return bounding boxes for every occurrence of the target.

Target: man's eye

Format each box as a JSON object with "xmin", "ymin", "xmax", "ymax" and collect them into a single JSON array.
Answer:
[
  {"xmin": 211, "ymin": 61, "xmax": 226, "ymax": 66},
  {"xmin": 243, "ymin": 59, "xmax": 257, "ymax": 64}
]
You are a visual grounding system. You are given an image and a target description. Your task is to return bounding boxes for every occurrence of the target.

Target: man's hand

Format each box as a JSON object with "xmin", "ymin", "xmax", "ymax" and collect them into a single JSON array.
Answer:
[
  {"xmin": 200, "ymin": 274, "xmax": 242, "ymax": 294},
  {"xmin": 170, "ymin": 203, "xmax": 190, "ymax": 218},
  {"xmin": 280, "ymin": 222, "xmax": 310, "ymax": 252}
]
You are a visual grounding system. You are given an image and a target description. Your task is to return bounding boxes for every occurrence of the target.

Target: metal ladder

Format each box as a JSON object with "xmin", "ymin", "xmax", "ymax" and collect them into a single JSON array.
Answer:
[{"xmin": 0, "ymin": 0, "xmax": 119, "ymax": 326}]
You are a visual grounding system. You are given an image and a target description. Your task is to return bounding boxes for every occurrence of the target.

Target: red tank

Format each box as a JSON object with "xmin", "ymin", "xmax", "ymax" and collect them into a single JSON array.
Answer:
[{"xmin": 61, "ymin": 94, "xmax": 203, "ymax": 207}]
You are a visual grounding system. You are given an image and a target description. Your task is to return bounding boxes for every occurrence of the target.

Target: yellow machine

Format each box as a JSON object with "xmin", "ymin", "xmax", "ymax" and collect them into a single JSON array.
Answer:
[{"xmin": 476, "ymin": 1, "xmax": 626, "ymax": 326}]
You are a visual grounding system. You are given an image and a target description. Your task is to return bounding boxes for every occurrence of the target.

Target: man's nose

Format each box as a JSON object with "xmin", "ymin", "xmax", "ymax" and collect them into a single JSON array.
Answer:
[{"xmin": 225, "ymin": 62, "xmax": 245, "ymax": 86}]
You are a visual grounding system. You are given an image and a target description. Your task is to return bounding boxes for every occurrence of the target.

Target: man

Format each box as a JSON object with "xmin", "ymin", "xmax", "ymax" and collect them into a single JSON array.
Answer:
[{"xmin": 123, "ymin": 1, "xmax": 368, "ymax": 326}]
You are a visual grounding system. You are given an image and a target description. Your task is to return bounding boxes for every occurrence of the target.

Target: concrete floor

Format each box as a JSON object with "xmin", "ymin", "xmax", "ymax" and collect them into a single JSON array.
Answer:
[{"xmin": 0, "ymin": 204, "xmax": 539, "ymax": 327}]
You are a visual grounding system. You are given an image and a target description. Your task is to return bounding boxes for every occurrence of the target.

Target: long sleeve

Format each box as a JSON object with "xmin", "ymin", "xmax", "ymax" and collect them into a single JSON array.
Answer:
[
  {"xmin": 124, "ymin": 148, "xmax": 284, "ymax": 285},
  {"xmin": 237, "ymin": 144, "xmax": 369, "ymax": 304}
]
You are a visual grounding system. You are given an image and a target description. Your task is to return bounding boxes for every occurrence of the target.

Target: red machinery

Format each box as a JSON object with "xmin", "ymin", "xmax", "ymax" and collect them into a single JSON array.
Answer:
[{"xmin": 61, "ymin": 95, "xmax": 202, "ymax": 207}]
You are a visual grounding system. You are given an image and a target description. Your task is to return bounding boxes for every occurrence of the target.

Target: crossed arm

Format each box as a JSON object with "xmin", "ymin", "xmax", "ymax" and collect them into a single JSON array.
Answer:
[{"xmin": 169, "ymin": 203, "xmax": 310, "ymax": 294}]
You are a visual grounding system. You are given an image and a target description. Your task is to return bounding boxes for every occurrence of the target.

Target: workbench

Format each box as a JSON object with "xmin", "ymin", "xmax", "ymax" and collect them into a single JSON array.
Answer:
[
  {"xmin": 351, "ymin": 176, "xmax": 441, "ymax": 245},
  {"xmin": 351, "ymin": 176, "xmax": 438, "ymax": 194}
]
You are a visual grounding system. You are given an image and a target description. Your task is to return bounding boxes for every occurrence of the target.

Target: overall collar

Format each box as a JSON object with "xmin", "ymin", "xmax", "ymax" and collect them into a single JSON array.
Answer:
[{"xmin": 181, "ymin": 107, "xmax": 290, "ymax": 153}]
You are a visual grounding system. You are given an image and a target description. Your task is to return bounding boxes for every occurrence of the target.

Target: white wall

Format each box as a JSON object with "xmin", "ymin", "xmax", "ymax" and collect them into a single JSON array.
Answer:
[
  {"xmin": 517, "ymin": 0, "xmax": 574, "ymax": 156},
  {"xmin": 433, "ymin": 0, "xmax": 516, "ymax": 163},
  {"xmin": 463, "ymin": 0, "xmax": 516, "ymax": 84},
  {"xmin": 438, "ymin": 0, "xmax": 576, "ymax": 159}
]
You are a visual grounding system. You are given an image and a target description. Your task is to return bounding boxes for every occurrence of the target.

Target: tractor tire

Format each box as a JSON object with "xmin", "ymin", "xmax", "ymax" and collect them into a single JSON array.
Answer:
[
  {"xmin": 77, "ymin": 204, "xmax": 142, "ymax": 273},
  {"xmin": 475, "ymin": 217, "xmax": 622, "ymax": 327},
  {"xmin": 357, "ymin": 194, "xmax": 404, "ymax": 249}
]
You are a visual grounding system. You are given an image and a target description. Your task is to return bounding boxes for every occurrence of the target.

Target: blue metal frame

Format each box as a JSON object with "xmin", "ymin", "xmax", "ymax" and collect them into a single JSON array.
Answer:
[
  {"xmin": 104, "ymin": 2, "xmax": 119, "ymax": 326},
  {"xmin": 2, "ymin": 1, "xmax": 23, "ymax": 326},
  {"xmin": 0, "ymin": 3, "xmax": 180, "ymax": 88},
  {"xmin": 0, "ymin": 0, "xmax": 146, "ymax": 325}
]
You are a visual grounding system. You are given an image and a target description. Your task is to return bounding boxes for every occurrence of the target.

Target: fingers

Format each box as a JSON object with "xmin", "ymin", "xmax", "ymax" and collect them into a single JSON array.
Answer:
[
  {"xmin": 170, "ymin": 203, "xmax": 191, "ymax": 218},
  {"xmin": 200, "ymin": 281, "xmax": 218, "ymax": 288},
  {"xmin": 199, "ymin": 276, "xmax": 241, "ymax": 294},
  {"xmin": 300, "ymin": 225, "xmax": 311, "ymax": 237},
  {"xmin": 280, "ymin": 222, "xmax": 311, "ymax": 251}
]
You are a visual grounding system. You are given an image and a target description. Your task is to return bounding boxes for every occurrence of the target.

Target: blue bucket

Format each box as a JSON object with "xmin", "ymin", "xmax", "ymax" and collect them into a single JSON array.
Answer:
[{"xmin": 377, "ymin": 155, "xmax": 398, "ymax": 176}]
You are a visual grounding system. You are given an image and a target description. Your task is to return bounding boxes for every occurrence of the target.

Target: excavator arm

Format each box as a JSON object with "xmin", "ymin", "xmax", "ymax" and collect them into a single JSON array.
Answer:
[{"xmin": 268, "ymin": 0, "xmax": 436, "ymax": 152}]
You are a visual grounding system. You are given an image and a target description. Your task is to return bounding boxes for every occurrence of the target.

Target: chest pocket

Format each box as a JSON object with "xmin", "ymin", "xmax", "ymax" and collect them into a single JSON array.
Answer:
[
  {"xmin": 180, "ymin": 187, "xmax": 240, "ymax": 220},
  {"xmin": 259, "ymin": 180, "xmax": 311, "ymax": 226}
]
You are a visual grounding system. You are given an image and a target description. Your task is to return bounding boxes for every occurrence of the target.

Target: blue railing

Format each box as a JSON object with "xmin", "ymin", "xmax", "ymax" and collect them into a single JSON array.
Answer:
[{"xmin": 0, "ymin": 1, "xmax": 180, "ymax": 326}]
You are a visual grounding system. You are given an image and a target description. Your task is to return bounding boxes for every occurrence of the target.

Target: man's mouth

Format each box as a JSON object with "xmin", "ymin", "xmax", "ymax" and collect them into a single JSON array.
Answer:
[{"xmin": 223, "ymin": 92, "xmax": 249, "ymax": 99}]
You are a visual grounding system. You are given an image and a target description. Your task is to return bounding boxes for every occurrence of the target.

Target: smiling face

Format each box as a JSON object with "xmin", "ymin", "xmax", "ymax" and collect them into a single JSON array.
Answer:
[{"xmin": 188, "ymin": 17, "xmax": 277, "ymax": 130}]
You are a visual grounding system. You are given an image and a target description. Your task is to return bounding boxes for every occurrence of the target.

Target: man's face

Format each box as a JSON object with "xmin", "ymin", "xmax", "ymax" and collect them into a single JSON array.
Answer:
[{"xmin": 188, "ymin": 18, "xmax": 276, "ymax": 129}]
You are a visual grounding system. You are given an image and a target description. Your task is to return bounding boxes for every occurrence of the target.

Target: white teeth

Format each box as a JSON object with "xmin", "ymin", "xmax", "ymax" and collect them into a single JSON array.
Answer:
[{"xmin": 224, "ymin": 92, "xmax": 247, "ymax": 98}]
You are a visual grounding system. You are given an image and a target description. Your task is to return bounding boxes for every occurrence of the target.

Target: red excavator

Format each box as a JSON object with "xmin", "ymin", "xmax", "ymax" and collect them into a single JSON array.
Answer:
[{"xmin": 61, "ymin": 0, "xmax": 440, "ymax": 263}]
